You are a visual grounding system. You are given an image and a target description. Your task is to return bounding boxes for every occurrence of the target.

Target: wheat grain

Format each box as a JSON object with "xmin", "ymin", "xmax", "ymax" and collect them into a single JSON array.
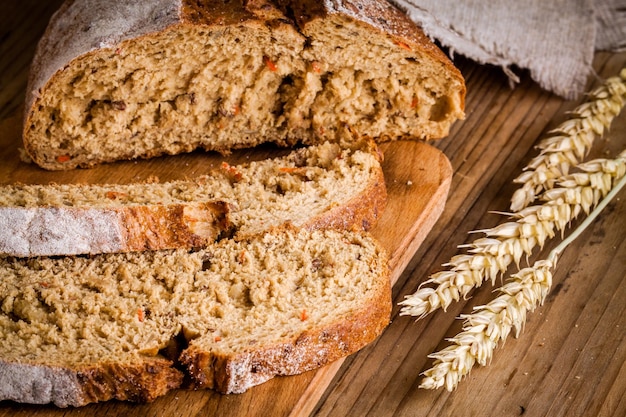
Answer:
[
  {"xmin": 510, "ymin": 69, "xmax": 626, "ymax": 212},
  {"xmin": 408, "ymin": 66, "xmax": 626, "ymax": 391}
]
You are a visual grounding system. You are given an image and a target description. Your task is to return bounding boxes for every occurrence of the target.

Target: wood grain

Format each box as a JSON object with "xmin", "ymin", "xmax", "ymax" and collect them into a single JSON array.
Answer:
[{"xmin": 1, "ymin": 2, "xmax": 626, "ymax": 417}]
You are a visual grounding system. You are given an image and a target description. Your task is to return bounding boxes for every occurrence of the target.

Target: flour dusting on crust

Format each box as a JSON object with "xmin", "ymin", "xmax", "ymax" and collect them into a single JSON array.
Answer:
[{"xmin": 26, "ymin": 0, "xmax": 182, "ymax": 112}]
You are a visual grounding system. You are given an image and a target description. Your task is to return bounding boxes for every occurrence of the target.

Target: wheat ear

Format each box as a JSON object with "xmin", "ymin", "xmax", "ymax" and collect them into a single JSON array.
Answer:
[
  {"xmin": 510, "ymin": 68, "xmax": 626, "ymax": 212},
  {"xmin": 398, "ymin": 70, "xmax": 626, "ymax": 319},
  {"xmin": 399, "ymin": 150, "xmax": 626, "ymax": 318},
  {"xmin": 418, "ymin": 153, "xmax": 626, "ymax": 391}
]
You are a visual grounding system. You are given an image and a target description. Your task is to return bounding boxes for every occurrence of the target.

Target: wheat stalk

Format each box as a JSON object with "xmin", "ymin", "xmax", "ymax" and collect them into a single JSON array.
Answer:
[
  {"xmin": 398, "ymin": 70, "xmax": 626, "ymax": 319},
  {"xmin": 510, "ymin": 68, "xmax": 626, "ymax": 212},
  {"xmin": 419, "ymin": 163, "xmax": 626, "ymax": 391}
]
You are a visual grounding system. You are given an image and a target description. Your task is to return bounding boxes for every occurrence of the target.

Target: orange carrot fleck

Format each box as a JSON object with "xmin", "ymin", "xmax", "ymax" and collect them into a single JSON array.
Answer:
[
  {"xmin": 55, "ymin": 154, "xmax": 71, "ymax": 163},
  {"xmin": 311, "ymin": 61, "xmax": 322, "ymax": 74},
  {"xmin": 263, "ymin": 56, "xmax": 277, "ymax": 72},
  {"xmin": 137, "ymin": 308, "xmax": 145, "ymax": 322},
  {"xmin": 394, "ymin": 40, "xmax": 411, "ymax": 51},
  {"xmin": 214, "ymin": 336, "xmax": 222, "ymax": 342},
  {"xmin": 221, "ymin": 161, "xmax": 243, "ymax": 181},
  {"xmin": 105, "ymin": 191, "xmax": 128, "ymax": 200},
  {"xmin": 300, "ymin": 309, "xmax": 308, "ymax": 321}
]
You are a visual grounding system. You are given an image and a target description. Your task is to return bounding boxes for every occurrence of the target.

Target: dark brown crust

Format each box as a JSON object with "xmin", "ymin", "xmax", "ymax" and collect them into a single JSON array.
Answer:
[
  {"xmin": 74, "ymin": 359, "xmax": 183, "ymax": 405},
  {"xmin": 179, "ymin": 258, "xmax": 391, "ymax": 394},
  {"xmin": 180, "ymin": 0, "xmax": 288, "ymax": 26},
  {"xmin": 119, "ymin": 201, "xmax": 231, "ymax": 252},
  {"xmin": 181, "ymin": 0, "xmax": 255, "ymax": 25}
]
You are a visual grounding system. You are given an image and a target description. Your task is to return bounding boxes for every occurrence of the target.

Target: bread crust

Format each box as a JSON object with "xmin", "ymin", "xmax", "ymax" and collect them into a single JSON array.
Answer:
[
  {"xmin": 0, "ymin": 358, "xmax": 183, "ymax": 407},
  {"xmin": 0, "ymin": 201, "xmax": 230, "ymax": 257},
  {"xmin": 73, "ymin": 360, "xmax": 183, "ymax": 405},
  {"xmin": 302, "ymin": 149, "xmax": 387, "ymax": 233},
  {"xmin": 119, "ymin": 201, "xmax": 231, "ymax": 253}
]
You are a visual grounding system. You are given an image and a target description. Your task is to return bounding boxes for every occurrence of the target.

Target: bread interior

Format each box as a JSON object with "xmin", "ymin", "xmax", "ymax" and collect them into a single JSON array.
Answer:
[
  {"xmin": 0, "ymin": 228, "xmax": 389, "ymax": 395},
  {"xmin": 27, "ymin": 11, "xmax": 464, "ymax": 169},
  {"xmin": 0, "ymin": 141, "xmax": 384, "ymax": 237}
]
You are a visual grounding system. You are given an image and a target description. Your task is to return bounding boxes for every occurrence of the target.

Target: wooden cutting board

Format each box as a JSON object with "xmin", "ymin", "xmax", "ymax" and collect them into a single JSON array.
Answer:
[{"xmin": 0, "ymin": 115, "xmax": 452, "ymax": 417}]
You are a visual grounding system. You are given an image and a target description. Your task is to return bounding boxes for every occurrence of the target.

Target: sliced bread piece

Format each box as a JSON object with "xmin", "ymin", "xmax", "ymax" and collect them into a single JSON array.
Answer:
[
  {"xmin": 0, "ymin": 140, "xmax": 386, "ymax": 257},
  {"xmin": 0, "ymin": 227, "xmax": 390, "ymax": 406},
  {"xmin": 23, "ymin": 0, "xmax": 465, "ymax": 170},
  {"xmin": 0, "ymin": 201, "xmax": 230, "ymax": 259}
]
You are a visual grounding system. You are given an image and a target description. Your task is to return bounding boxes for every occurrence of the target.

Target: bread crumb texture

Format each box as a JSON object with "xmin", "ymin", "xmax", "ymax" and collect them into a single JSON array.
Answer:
[
  {"xmin": 24, "ymin": 0, "xmax": 465, "ymax": 169},
  {"xmin": 0, "ymin": 140, "xmax": 386, "ymax": 256},
  {"xmin": 0, "ymin": 227, "xmax": 390, "ymax": 406},
  {"xmin": 0, "ymin": 142, "xmax": 376, "ymax": 226}
]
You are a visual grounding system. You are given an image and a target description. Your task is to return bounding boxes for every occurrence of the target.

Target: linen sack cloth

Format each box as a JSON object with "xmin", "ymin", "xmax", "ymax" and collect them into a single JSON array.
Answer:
[{"xmin": 391, "ymin": 0, "xmax": 626, "ymax": 98}]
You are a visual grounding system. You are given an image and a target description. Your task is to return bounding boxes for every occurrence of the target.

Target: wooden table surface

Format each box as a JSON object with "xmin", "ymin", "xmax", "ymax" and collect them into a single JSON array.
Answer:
[{"xmin": 1, "ymin": 2, "xmax": 625, "ymax": 417}]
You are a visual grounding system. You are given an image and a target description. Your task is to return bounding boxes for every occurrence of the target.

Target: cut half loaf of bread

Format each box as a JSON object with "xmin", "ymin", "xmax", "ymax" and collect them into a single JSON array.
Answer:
[
  {"xmin": 23, "ymin": 0, "xmax": 465, "ymax": 170},
  {"xmin": 0, "ymin": 227, "xmax": 390, "ymax": 406},
  {"xmin": 0, "ymin": 140, "xmax": 386, "ymax": 257}
]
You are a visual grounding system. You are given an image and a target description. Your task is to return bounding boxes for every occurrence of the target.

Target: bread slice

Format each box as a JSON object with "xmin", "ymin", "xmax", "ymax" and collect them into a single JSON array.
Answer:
[
  {"xmin": 0, "ymin": 227, "xmax": 390, "ymax": 406},
  {"xmin": 23, "ymin": 0, "xmax": 465, "ymax": 170},
  {"xmin": 0, "ymin": 140, "xmax": 386, "ymax": 257}
]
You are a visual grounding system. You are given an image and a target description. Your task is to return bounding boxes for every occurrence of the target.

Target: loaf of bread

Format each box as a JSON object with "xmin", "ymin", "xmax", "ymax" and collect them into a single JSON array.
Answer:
[
  {"xmin": 0, "ymin": 140, "xmax": 386, "ymax": 257},
  {"xmin": 0, "ymin": 227, "xmax": 390, "ymax": 406},
  {"xmin": 23, "ymin": 0, "xmax": 465, "ymax": 170}
]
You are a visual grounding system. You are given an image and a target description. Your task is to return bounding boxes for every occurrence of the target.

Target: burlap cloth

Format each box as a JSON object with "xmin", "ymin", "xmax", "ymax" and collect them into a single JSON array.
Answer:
[{"xmin": 391, "ymin": 0, "xmax": 626, "ymax": 98}]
